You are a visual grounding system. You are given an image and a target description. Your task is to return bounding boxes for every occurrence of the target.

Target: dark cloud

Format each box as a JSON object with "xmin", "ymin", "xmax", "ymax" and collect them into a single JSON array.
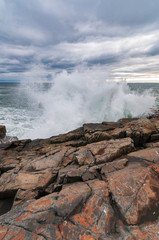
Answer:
[
  {"xmin": 87, "ymin": 55, "xmax": 119, "ymax": 66},
  {"xmin": 0, "ymin": 0, "xmax": 159, "ymax": 81},
  {"xmin": 96, "ymin": 0, "xmax": 159, "ymax": 26},
  {"xmin": 147, "ymin": 44, "xmax": 159, "ymax": 56}
]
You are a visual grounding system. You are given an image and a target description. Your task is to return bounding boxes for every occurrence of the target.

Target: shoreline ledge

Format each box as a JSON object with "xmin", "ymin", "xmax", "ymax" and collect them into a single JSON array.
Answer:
[{"xmin": 0, "ymin": 115, "xmax": 159, "ymax": 239}]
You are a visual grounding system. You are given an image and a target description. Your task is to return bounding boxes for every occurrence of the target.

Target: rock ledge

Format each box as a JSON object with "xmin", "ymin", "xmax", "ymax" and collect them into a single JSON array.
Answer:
[{"xmin": 0, "ymin": 117, "xmax": 159, "ymax": 239}]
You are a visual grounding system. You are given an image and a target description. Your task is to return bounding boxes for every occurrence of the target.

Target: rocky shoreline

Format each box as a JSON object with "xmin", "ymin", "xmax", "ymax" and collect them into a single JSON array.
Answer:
[{"xmin": 0, "ymin": 116, "xmax": 159, "ymax": 239}]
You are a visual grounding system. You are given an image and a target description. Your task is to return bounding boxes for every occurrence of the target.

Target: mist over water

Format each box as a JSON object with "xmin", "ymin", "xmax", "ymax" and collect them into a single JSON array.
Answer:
[{"xmin": 0, "ymin": 71, "xmax": 157, "ymax": 140}]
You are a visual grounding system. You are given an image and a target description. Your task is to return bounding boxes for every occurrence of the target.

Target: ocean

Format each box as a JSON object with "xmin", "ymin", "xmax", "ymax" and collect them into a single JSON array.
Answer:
[{"xmin": 0, "ymin": 81, "xmax": 158, "ymax": 140}]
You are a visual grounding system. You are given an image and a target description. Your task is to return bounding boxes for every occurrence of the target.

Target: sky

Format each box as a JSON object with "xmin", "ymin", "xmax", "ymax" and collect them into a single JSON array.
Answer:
[{"xmin": 1, "ymin": 0, "xmax": 159, "ymax": 82}]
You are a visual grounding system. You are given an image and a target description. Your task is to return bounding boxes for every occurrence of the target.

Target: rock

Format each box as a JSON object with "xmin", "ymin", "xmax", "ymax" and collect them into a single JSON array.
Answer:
[
  {"xmin": 0, "ymin": 136, "xmax": 18, "ymax": 144},
  {"xmin": 84, "ymin": 123, "xmax": 117, "ymax": 132},
  {"xmin": 122, "ymin": 118, "xmax": 156, "ymax": 146},
  {"xmin": 54, "ymin": 182, "xmax": 91, "ymax": 217},
  {"xmin": 57, "ymin": 165, "xmax": 83, "ymax": 184},
  {"xmin": 74, "ymin": 148, "xmax": 95, "ymax": 166},
  {"xmin": 85, "ymin": 131, "xmax": 111, "ymax": 143},
  {"xmin": 0, "ymin": 157, "xmax": 20, "ymax": 172},
  {"xmin": 83, "ymin": 123, "xmax": 112, "ymax": 143},
  {"xmin": 150, "ymin": 133, "xmax": 159, "ymax": 141},
  {"xmin": 50, "ymin": 127, "xmax": 85, "ymax": 145},
  {"xmin": 0, "ymin": 126, "xmax": 6, "ymax": 139},
  {"xmin": 88, "ymin": 138, "xmax": 134, "ymax": 164},
  {"xmin": 144, "ymin": 141, "xmax": 159, "ymax": 148},
  {"xmin": 0, "ymin": 116, "xmax": 159, "ymax": 239},
  {"xmin": 70, "ymin": 180, "xmax": 116, "ymax": 237},
  {"xmin": 101, "ymin": 158, "xmax": 128, "ymax": 179},
  {"xmin": 0, "ymin": 182, "xmax": 92, "ymax": 239},
  {"xmin": 13, "ymin": 189, "xmax": 39, "ymax": 206},
  {"xmin": 127, "ymin": 147, "xmax": 159, "ymax": 163},
  {"xmin": 106, "ymin": 118, "xmax": 156, "ymax": 146},
  {"xmin": 151, "ymin": 117, "xmax": 159, "ymax": 131},
  {"xmin": 0, "ymin": 170, "xmax": 55, "ymax": 198},
  {"xmin": 22, "ymin": 149, "xmax": 67, "ymax": 171},
  {"xmin": 107, "ymin": 166, "xmax": 159, "ymax": 225},
  {"xmin": 0, "ymin": 198, "xmax": 14, "ymax": 216}
]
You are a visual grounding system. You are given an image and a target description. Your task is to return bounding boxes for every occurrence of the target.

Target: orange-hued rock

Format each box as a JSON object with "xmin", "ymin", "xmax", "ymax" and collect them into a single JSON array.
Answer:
[
  {"xmin": 101, "ymin": 158, "xmax": 128, "ymax": 177},
  {"xmin": 126, "ymin": 225, "xmax": 159, "ymax": 240},
  {"xmin": 128, "ymin": 147, "xmax": 159, "ymax": 163},
  {"xmin": 74, "ymin": 137, "xmax": 133, "ymax": 166},
  {"xmin": 23, "ymin": 148, "xmax": 68, "ymax": 171},
  {"xmin": 0, "ymin": 170, "xmax": 55, "ymax": 198},
  {"xmin": 0, "ymin": 225, "xmax": 44, "ymax": 240},
  {"xmin": 13, "ymin": 189, "xmax": 39, "ymax": 206},
  {"xmin": 0, "ymin": 182, "xmax": 91, "ymax": 239},
  {"xmin": 107, "ymin": 166, "xmax": 159, "ymax": 225},
  {"xmin": 0, "ymin": 116, "xmax": 159, "ymax": 239},
  {"xmin": 70, "ymin": 180, "xmax": 116, "ymax": 237},
  {"xmin": 0, "ymin": 157, "xmax": 19, "ymax": 172},
  {"xmin": 60, "ymin": 221, "xmax": 100, "ymax": 240},
  {"xmin": 144, "ymin": 141, "xmax": 159, "ymax": 148},
  {"xmin": 74, "ymin": 148, "xmax": 95, "ymax": 166},
  {"xmin": 87, "ymin": 137, "xmax": 134, "ymax": 164}
]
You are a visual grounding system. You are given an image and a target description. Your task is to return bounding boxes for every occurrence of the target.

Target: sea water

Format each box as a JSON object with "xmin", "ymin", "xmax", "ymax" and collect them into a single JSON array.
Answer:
[{"xmin": 0, "ymin": 80, "xmax": 158, "ymax": 140}]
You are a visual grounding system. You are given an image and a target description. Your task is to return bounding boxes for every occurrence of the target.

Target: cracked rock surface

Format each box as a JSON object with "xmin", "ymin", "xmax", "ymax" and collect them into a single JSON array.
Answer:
[{"xmin": 0, "ymin": 117, "xmax": 159, "ymax": 239}]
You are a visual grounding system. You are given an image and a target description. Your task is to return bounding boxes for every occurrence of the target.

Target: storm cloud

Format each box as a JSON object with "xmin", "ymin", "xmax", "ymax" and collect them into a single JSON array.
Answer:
[{"xmin": 0, "ymin": 0, "xmax": 159, "ymax": 82}]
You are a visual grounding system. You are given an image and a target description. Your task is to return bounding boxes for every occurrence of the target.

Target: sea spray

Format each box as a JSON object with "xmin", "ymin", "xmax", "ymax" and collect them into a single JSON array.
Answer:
[{"xmin": 17, "ymin": 71, "xmax": 156, "ymax": 139}]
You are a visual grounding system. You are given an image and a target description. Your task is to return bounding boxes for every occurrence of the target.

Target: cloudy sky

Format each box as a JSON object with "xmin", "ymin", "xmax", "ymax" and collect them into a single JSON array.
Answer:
[{"xmin": 1, "ymin": 0, "xmax": 159, "ymax": 82}]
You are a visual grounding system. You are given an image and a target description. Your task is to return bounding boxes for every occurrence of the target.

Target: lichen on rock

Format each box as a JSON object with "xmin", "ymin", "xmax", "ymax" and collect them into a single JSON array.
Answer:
[{"xmin": 0, "ymin": 116, "xmax": 159, "ymax": 239}]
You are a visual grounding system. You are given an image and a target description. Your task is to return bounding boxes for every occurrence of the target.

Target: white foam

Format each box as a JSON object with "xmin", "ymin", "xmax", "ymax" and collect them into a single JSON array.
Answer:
[{"xmin": 16, "ymin": 69, "xmax": 155, "ymax": 140}]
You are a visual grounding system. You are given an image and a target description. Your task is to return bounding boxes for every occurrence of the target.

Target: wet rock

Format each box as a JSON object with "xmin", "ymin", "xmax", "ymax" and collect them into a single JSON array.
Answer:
[
  {"xmin": 0, "ymin": 125, "xmax": 6, "ymax": 139},
  {"xmin": 0, "ymin": 136, "xmax": 18, "ymax": 144}
]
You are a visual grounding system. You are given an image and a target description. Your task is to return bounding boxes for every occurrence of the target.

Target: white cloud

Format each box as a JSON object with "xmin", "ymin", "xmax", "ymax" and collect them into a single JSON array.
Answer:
[{"xmin": 1, "ymin": 44, "xmax": 35, "ymax": 57}]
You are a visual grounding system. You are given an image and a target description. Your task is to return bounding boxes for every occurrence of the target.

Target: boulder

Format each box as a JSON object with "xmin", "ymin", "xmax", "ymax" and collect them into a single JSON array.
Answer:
[{"xmin": 0, "ymin": 126, "xmax": 6, "ymax": 139}]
